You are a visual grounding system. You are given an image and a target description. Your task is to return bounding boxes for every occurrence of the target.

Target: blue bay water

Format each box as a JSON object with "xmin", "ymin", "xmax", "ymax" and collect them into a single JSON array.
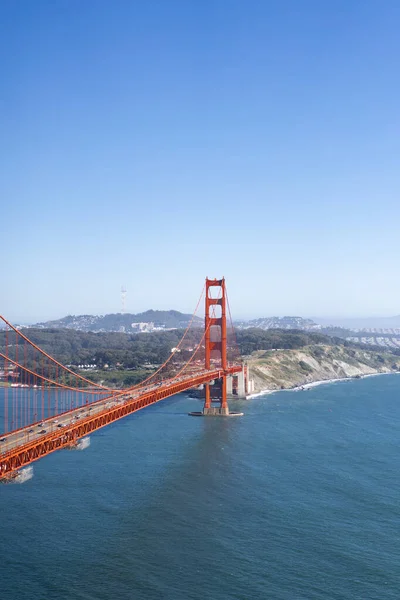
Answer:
[{"xmin": 1, "ymin": 375, "xmax": 400, "ymax": 600}]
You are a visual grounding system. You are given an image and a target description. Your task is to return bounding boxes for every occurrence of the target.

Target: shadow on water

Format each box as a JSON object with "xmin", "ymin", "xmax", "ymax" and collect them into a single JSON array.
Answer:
[{"xmin": 70, "ymin": 415, "xmax": 246, "ymax": 600}]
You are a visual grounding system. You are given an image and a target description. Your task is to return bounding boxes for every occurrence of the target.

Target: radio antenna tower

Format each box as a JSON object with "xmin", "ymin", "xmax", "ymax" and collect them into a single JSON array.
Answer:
[{"xmin": 121, "ymin": 286, "xmax": 127, "ymax": 314}]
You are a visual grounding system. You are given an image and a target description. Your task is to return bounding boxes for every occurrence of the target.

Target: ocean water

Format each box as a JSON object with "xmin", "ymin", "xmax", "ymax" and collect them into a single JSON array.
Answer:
[{"xmin": 1, "ymin": 375, "xmax": 400, "ymax": 600}]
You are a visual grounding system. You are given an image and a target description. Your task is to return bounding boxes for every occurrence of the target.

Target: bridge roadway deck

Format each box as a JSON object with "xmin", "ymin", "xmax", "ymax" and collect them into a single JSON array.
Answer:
[{"xmin": 0, "ymin": 366, "xmax": 242, "ymax": 479}]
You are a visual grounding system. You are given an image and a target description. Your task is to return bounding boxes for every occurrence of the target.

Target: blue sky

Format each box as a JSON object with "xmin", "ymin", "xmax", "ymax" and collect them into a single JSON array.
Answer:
[{"xmin": 2, "ymin": 0, "xmax": 400, "ymax": 322}]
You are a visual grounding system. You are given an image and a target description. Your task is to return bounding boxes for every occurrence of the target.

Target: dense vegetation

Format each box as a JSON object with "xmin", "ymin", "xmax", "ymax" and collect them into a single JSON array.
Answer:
[
  {"xmin": 235, "ymin": 328, "xmax": 355, "ymax": 355},
  {"xmin": 0, "ymin": 328, "xmax": 202, "ymax": 370},
  {"xmin": 319, "ymin": 326, "xmax": 353, "ymax": 339},
  {"xmin": 1, "ymin": 325, "xmax": 393, "ymax": 388},
  {"xmin": 0, "ymin": 326, "xmax": 364, "ymax": 371}
]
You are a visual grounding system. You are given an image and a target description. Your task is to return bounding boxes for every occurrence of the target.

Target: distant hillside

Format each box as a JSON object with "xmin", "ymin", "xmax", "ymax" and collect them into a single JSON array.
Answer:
[
  {"xmin": 236, "ymin": 316, "xmax": 320, "ymax": 331},
  {"xmin": 34, "ymin": 310, "xmax": 202, "ymax": 333}
]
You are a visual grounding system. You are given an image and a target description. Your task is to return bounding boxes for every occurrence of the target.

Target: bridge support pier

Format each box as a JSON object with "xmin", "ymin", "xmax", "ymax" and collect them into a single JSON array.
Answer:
[
  {"xmin": 202, "ymin": 406, "xmax": 230, "ymax": 416},
  {"xmin": 197, "ymin": 377, "xmax": 242, "ymax": 417}
]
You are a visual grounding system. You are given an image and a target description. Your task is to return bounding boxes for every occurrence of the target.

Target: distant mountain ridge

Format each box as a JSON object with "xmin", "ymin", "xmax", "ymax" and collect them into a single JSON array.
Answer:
[
  {"xmin": 34, "ymin": 310, "xmax": 202, "ymax": 333},
  {"xmin": 236, "ymin": 316, "xmax": 320, "ymax": 331}
]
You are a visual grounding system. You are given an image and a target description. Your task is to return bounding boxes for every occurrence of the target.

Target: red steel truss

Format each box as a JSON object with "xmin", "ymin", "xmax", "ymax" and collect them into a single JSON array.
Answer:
[{"xmin": 0, "ymin": 366, "xmax": 242, "ymax": 479}]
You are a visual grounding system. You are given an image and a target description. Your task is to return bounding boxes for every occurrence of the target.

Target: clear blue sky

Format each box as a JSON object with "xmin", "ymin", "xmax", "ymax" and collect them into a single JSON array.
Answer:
[{"xmin": 2, "ymin": 0, "xmax": 400, "ymax": 322}]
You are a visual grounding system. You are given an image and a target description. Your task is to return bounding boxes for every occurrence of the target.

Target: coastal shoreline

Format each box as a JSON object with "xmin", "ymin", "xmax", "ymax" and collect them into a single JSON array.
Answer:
[{"xmin": 245, "ymin": 371, "xmax": 400, "ymax": 400}]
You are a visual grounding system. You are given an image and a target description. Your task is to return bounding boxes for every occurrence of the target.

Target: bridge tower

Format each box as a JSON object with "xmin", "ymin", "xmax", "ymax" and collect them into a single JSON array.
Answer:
[{"xmin": 203, "ymin": 277, "xmax": 229, "ymax": 416}]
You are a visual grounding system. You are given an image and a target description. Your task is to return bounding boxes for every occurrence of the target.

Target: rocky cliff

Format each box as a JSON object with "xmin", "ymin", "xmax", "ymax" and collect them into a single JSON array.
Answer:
[{"xmin": 247, "ymin": 345, "xmax": 400, "ymax": 392}]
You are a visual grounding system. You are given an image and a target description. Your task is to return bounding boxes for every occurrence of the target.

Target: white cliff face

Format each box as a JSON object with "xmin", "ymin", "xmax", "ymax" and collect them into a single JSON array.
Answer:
[{"xmin": 247, "ymin": 345, "xmax": 400, "ymax": 392}]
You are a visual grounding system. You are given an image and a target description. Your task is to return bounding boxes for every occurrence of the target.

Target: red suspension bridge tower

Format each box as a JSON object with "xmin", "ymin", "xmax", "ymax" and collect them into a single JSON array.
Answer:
[
  {"xmin": 191, "ymin": 277, "xmax": 243, "ymax": 417},
  {"xmin": 204, "ymin": 278, "xmax": 228, "ymax": 415}
]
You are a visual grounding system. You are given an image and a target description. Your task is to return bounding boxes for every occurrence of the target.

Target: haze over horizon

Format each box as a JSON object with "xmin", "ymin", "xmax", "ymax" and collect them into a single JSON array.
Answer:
[{"xmin": 2, "ymin": 1, "xmax": 400, "ymax": 322}]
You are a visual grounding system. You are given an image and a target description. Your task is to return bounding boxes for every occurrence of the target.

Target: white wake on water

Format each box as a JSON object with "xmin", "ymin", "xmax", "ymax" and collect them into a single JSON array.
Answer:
[
  {"xmin": 77, "ymin": 437, "xmax": 90, "ymax": 450},
  {"xmin": 12, "ymin": 466, "xmax": 34, "ymax": 484}
]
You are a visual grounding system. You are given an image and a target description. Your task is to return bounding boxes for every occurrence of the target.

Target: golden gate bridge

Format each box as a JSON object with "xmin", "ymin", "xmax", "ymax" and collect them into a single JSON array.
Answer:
[{"xmin": 0, "ymin": 278, "xmax": 244, "ymax": 481}]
